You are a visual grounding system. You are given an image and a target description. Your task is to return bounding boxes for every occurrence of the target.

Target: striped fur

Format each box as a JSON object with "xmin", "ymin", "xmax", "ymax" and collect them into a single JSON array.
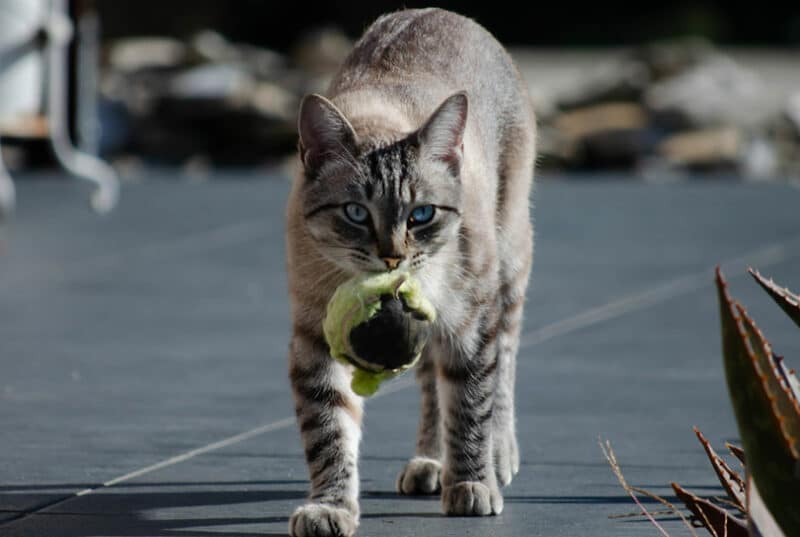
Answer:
[{"xmin": 286, "ymin": 8, "xmax": 535, "ymax": 536}]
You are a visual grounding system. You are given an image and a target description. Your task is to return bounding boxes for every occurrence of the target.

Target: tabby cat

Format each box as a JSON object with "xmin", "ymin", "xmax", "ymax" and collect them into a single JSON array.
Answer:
[{"xmin": 286, "ymin": 8, "xmax": 535, "ymax": 536}]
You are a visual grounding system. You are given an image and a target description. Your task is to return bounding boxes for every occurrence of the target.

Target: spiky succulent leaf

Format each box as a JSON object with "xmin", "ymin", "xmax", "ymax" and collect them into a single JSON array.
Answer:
[
  {"xmin": 748, "ymin": 478, "xmax": 787, "ymax": 537},
  {"xmin": 734, "ymin": 306, "xmax": 800, "ymax": 459},
  {"xmin": 772, "ymin": 353, "xmax": 800, "ymax": 405},
  {"xmin": 749, "ymin": 268, "xmax": 800, "ymax": 329},
  {"xmin": 716, "ymin": 268, "xmax": 800, "ymax": 537}
]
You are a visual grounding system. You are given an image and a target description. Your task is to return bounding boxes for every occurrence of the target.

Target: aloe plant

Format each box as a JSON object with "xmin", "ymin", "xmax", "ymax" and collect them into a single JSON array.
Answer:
[
  {"xmin": 603, "ymin": 268, "xmax": 800, "ymax": 537},
  {"xmin": 717, "ymin": 268, "xmax": 800, "ymax": 536}
]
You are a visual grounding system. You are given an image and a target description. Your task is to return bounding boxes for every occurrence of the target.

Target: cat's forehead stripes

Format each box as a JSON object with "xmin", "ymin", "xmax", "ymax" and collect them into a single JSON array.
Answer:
[{"xmin": 362, "ymin": 141, "xmax": 414, "ymax": 202}]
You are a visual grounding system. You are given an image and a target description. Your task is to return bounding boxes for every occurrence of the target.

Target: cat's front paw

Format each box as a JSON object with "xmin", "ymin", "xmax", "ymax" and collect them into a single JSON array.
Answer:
[
  {"xmin": 493, "ymin": 429, "xmax": 520, "ymax": 487},
  {"xmin": 396, "ymin": 456, "xmax": 441, "ymax": 495},
  {"xmin": 289, "ymin": 503, "xmax": 358, "ymax": 537},
  {"xmin": 442, "ymin": 481, "xmax": 503, "ymax": 516}
]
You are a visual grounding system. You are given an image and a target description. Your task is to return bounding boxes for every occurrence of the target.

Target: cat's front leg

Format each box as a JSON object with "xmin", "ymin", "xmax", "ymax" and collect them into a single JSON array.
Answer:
[
  {"xmin": 438, "ymin": 310, "xmax": 503, "ymax": 516},
  {"xmin": 288, "ymin": 330, "xmax": 362, "ymax": 537}
]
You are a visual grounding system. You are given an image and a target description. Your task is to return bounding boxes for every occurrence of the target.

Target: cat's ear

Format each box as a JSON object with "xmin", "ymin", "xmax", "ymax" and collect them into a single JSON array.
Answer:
[
  {"xmin": 298, "ymin": 94, "xmax": 357, "ymax": 174},
  {"xmin": 417, "ymin": 91, "xmax": 468, "ymax": 176}
]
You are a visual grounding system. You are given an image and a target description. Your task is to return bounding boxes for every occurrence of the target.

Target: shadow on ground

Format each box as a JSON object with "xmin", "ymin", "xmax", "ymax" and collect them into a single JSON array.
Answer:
[
  {"xmin": 2, "ymin": 481, "xmax": 303, "ymax": 537},
  {"xmin": 2, "ymin": 481, "xmax": 678, "ymax": 536}
]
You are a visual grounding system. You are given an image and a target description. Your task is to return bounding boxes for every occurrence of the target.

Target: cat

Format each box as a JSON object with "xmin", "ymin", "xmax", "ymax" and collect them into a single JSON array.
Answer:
[{"xmin": 285, "ymin": 8, "xmax": 535, "ymax": 536}]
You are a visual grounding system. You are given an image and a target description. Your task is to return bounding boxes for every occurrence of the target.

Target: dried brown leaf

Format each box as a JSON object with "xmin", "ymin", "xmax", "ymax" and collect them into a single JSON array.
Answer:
[
  {"xmin": 725, "ymin": 443, "xmax": 746, "ymax": 467},
  {"xmin": 599, "ymin": 437, "xmax": 673, "ymax": 537},
  {"xmin": 672, "ymin": 482, "xmax": 748, "ymax": 537},
  {"xmin": 694, "ymin": 427, "xmax": 746, "ymax": 511}
]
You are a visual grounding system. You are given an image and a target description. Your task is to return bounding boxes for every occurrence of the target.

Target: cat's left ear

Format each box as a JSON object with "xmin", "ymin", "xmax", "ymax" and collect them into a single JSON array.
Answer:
[
  {"xmin": 298, "ymin": 94, "xmax": 358, "ymax": 175},
  {"xmin": 417, "ymin": 91, "xmax": 468, "ymax": 176}
]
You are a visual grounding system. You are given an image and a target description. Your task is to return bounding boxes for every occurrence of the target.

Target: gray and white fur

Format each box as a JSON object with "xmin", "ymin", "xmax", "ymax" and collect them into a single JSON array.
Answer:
[{"xmin": 286, "ymin": 8, "xmax": 535, "ymax": 536}]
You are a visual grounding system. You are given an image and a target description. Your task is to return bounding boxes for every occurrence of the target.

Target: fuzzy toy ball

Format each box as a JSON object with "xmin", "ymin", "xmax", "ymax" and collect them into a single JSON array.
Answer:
[{"xmin": 323, "ymin": 271, "xmax": 436, "ymax": 397}]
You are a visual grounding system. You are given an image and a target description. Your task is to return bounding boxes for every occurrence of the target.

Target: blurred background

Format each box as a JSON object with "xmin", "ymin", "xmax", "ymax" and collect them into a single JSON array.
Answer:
[{"xmin": 0, "ymin": 0, "xmax": 799, "ymax": 195}]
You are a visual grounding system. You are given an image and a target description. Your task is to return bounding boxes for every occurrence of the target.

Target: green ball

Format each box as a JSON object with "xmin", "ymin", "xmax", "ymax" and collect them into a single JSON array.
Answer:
[{"xmin": 323, "ymin": 271, "xmax": 436, "ymax": 397}]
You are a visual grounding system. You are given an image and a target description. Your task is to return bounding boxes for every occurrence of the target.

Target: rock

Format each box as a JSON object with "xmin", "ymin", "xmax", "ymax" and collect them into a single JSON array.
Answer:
[
  {"xmin": 657, "ymin": 127, "xmax": 741, "ymax": 170},
  {"xmin": 553, "ymin": 38, "xmax": 713, "ymax": 114},
  {"xmin": 130, "ymin": 95, "xmax": 298, "ymax": 164},
  {"xmin": 191, "ymin": 30, "xmax": 286, "ymax": 79},
  {"xmin": 554, "ymin": 102, "xmax": 649, "ymax": 140},
  {"xmin": 785, "ymin": 92, "xmax": 800, "ymax": 137},
  {"xmin": 249, "ymin": 82, "xmax": 298, "ymax": 122},
  {"xmin": 577, "ymin": 129, "xmax": 657, "ymax": 170},
  {"xmin": 107, "ymin": 37, "xmax": 188, "ymax": 72},
  {"xmin": 549, "ymin": 103, "xmax": 656, "ymax": 169},
  {"xmin": 167, "ymin": 63, "xmax": 253, "ymax": 101},
  {"xmin": 646, "ymin": 56, "xmax": 767, "ymax": 130},
  {"xmin": 769, "ymin": 94, "xmax": 800, "ymax": 177},
  {"xmin": 556, "ymin": 59, "xmax": 650, "ymax": 111},
  {"xmin": 101, "ymin": 28, "xmax": 306, "ymax": 164}
]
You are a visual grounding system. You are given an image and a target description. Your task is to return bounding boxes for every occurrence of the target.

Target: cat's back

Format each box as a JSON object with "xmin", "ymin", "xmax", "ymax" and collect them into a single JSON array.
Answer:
[
  {"xmin": 329, "ymin": 8, "xmax": 530, "ymax": 136},
  {"xmin": 332, "ymin": 9, "xmax": 497, "ymax": 87}
]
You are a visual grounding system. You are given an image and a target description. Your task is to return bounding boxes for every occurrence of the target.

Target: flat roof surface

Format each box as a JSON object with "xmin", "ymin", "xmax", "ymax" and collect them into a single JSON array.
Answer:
[{"xmin": 2, "ymin": 173, "xmax": 799, "ymax": 536}]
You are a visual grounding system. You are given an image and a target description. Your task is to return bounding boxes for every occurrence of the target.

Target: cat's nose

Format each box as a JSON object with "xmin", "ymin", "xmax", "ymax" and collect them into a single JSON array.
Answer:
[{"xmin": 381, "ymin": 257, "xmax": 402, "ymax": 270}]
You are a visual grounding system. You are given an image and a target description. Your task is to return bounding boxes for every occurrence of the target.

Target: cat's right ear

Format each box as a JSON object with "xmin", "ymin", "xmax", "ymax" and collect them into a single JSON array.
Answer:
[
  {"xmin": 298, "ymin": 94, "xmax": 357, "ymax": 175},
  {"xmin": 417, "ymin": 91, "xmax": 468, "ymax": 177}
]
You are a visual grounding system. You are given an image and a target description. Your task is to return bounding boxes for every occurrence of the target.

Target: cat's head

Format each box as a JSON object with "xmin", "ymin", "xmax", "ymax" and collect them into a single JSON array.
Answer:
[{"xmin": 296, "ymin": 91, "xmax": 467, "ymax": 274}]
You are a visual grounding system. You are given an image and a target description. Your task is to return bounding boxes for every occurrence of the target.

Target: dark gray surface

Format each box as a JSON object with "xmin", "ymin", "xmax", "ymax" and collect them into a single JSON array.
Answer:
[{"xmin": 2, "ymin": 172, "xmax": 799, "ymax": 536}]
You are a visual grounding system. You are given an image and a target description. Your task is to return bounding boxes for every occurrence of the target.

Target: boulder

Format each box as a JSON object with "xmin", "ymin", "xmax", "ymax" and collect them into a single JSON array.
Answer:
[
  {"xmin": 657, "ymin": 127, "xmax": 741, "ymax": 171},
  {"xmin": 646, "ymin": 56, "xmax": 767, "ymax": 130}
]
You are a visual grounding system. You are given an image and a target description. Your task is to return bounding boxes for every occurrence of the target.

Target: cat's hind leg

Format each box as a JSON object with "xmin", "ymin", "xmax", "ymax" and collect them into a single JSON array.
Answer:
[
  {"xmin": 396, "ymin": 344, "xmax": 442, "ymax": 495},
  {"xmin": 492, "ymin": 116, "xmax": 536, "ymax": 488},
  {"xmin": 492, "ymin": 241, "xmax": 530, "ymax": 487},
  {"xmin": 438, "ymin": 292, "xmax": 505, "ymax": 516}
]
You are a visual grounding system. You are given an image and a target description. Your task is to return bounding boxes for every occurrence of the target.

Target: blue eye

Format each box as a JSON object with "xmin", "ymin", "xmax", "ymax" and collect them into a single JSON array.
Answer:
[
  {"xmin": 409, "ymin": 205, "xmax": 435, "ymax": 225},
  {"xmin": 344, "ymin": 203, "xmax": 369, "ymax": 224}
]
